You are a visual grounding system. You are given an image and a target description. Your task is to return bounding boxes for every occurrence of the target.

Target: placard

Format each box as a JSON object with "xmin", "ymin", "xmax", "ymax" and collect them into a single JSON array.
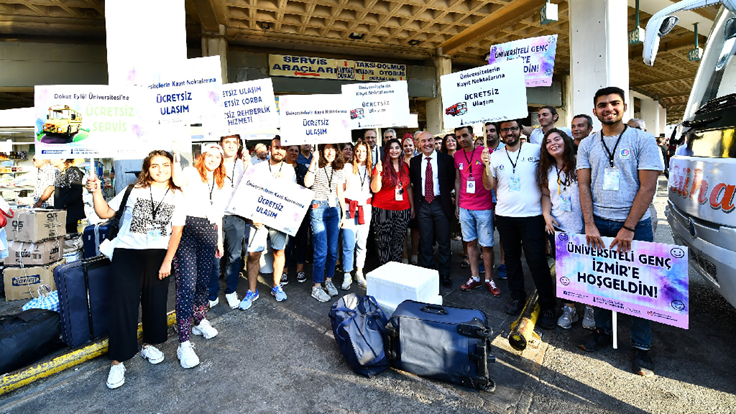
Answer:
[
  {"xmin": 227, "ymin": 167, "xmax": 314, "ymax": 236},
  {"xmin": 278, "ymin": 94, "xmax": 351, "ymax": 145},
  {"xmin": 202, "ymin": 78, "xmax": 279, "ymax": 141},
  {"xmin": 342, "ymin": 81, "xmax": 410, "ymax": 129},
  {"xmin": 488, "ymin": 35, "xmax": 558, "ymax": 87},
  {"xmin": 440, "ymin": 59, "xmax": 528, "ymax": 129},
  {"xmin": 555, "ymin": 232, "xmax": 689, "ymax": 329},
  {"xmin": 269, "ymin": 54, "xmax": 406, "ymax": 81}
]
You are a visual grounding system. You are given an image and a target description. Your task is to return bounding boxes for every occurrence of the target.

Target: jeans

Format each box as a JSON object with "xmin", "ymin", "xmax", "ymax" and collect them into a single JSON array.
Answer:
[
  {"xmin": 495, "ymin": 215, "xmax": 556, "ymax": 311},
  {"xmin": 341, "ymin": 206, "xmax": 372, "ymax": 272},
  {"xmin": 310, "ymin": 200, "xmax": 341, "ymax": 284},
  {"xmin": 208, "ymin": 215, "xmax": 246, "ymax": 300},
  {"xmin": 593, "ymin": 216, "xmax": 654, "ymax": 350}
]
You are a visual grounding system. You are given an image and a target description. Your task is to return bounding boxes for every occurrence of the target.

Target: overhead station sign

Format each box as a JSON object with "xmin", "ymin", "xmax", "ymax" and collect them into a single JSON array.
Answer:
[{"xmin": 269, "ymin": 54, "xmax": 407, "ymax": 81}]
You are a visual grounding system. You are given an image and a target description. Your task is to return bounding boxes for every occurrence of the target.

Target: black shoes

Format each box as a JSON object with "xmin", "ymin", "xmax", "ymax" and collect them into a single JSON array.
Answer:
[
  {"xmin": 504, "ymin": 299, "xmax": 524, "ymax": 315},
  {"xmin": 537, "ymin": 308, "xmax": 557, "ymax": 330},
  {"xmin": 633, "ymin": 349, "xmax": 655, "ymax": 377},
  {"xmin": 441, "ymin": 275, "xmax": 452, "ymax": 288},
  {"xmin": 579, "ymin": 329, "xmax": 612, "ymax": 352}
]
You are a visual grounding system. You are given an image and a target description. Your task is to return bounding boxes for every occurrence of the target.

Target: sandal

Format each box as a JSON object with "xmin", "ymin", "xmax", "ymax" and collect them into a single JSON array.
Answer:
[{"xmin": 460, "ymin": 255, "xmax": 470, "ymax": 268}]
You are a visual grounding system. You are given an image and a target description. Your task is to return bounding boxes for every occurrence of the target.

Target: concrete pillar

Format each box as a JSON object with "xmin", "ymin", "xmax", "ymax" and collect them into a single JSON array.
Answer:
[
  {"xmin": 561, "ymin": 74, "xmax": 573, "ymax": 127},
  {"xmin": 426, "ymin": 52, "xmax": 451, "ymax": 134},
  {"xmin": 658, "ymin": 103, "xmax": 667, "ymax": 135},
  {"xmin": 640, "ymin": 97, "xmax": 660, "ymax": 135},
  {"xmin": 202, "ymin": 24, "xmax": 229, "ymax": 83},
  {"xmin": 568, "ymin": 0, "xmax": 629, "ymax": 130}
]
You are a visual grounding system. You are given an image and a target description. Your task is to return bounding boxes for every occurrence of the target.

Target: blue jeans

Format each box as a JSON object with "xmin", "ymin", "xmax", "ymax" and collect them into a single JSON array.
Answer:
[
  {"xmin": 341, "ymin": 206, "xmax": 371, "ymax": 272},
  {"xmin": 208, "ymin": 215, "xmax": 246, "ymax": 300},
  {"xmin": 310, "ymin": 200, "xmax": 341, "ymax": 284},
  {"xmin": 593, "ymin": 216, "xmax": 653, "ymax": 350}
]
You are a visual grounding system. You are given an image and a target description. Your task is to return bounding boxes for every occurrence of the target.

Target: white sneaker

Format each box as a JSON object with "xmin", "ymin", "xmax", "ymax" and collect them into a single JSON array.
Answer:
[
  {"xmin": 324, "ymin": 280, "xmax": 339, "ymax": 296},
  {"xmin": 106, "ymin": 363, "xmax": 126, "ymax": 389},
  {"xmin": 341, "ymin": 273, "xmax": 352, "ymax": 290},
  {"xmin": 557, "ymin": 306, "xmax": 579, "ymax": 329},
  {"xmin": 355, "ymin": 271, "xmax": 367, "ymax": 288},
  {"xmin": 401, "ymin": 258, "xmax": 409, "ymax": 264},
  {"xmin": 140, "ymin": 344, "xmax": 164, "ymax": 364},
  {"xmin": 311, "ymin": 286, "xmax": 330, "ymax": 302},
  {"xmin": 582, "ymin": 306, "xmax": 596, "ymax": 330},
  {"xmin": 177, "ymin": 341, "xmax": 200, "ymax": 369},
  {"xmin": 192, "ymin": 319, "xmax": 218, "ymax": 339},
  {"xmin": 225, "ymin": 292, "xmax": 239, "ymax": 309},
  {"xmin": 208, "ymin": 297, "xmax": 219, "ymax": 309},
  {"xmin": 411, "ymin": 255, "xmax": 418, "ymax": 265}
]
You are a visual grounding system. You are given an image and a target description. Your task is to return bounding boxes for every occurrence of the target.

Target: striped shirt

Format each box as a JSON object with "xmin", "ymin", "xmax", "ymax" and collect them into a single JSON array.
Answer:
[{"xmin": 310, "ymin": 165, "xmax": 344, "ymax": 201}]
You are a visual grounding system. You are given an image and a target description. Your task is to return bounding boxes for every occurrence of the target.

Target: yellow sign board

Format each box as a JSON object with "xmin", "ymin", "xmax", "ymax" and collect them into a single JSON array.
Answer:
[{"xmin": 269, "ymin": 54, "xmax": 406, "ymax": 81}]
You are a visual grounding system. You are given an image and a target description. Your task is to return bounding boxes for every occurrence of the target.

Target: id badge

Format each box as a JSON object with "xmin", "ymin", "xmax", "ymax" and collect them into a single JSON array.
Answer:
[
  {"xmin": 560, "ymin": 194, "xmax": 572, "ymax": 212},
  {"xmin": 603, "ymin": 167, "xmax": 620, "ymax": 191},
  {"xmin": 466, "ymin": 178, "xmax": 476, "ymax": 194},
  {"xmin": 395, "ymin": 186, "xmax": 404, "ymax": 201},
  {"xmin": 510, "ymin": 176, "xmax": 521, "ymax": 192},
  {"xmin": 147, "ymin": 229, "xmax": 162, "ymax": 244},
  {"xmin": 328, "ymin": 196, "xmax": 337, "ymax": 208}
]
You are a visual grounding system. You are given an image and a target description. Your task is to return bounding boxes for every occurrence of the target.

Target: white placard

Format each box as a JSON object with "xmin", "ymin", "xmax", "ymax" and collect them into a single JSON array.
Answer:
[
  {"xmin": 202, "ymin": 78, "xmax": 279, "ymax": 142},
  {"xmin": 227, "ymin": 167, "xmax": 315, "ymax": 236},
  {"xmin": 342, "ymin": 81, "xmax": 410, "ymax": 129},
  {"xmin": 279, "ymin": 94, "xmax": 351, "ymax": 145},
  {"xmin": 440, "ymin": 59, "xmax": 528, "ymax": 129}
]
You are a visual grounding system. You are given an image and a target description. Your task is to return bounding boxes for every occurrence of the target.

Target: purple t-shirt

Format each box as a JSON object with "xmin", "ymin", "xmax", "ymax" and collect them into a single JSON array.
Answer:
[{"xmin": 454, "ymin": 146, "xmax": 494, "ymax": 211}]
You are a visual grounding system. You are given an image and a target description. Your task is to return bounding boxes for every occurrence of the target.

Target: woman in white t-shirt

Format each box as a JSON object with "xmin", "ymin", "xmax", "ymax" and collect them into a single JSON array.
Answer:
[
  {"xmin": 171, "ymin": 144, "xmax": 227, "ymax": 369},
  {"xmin": 86, "ymin": 150, "xmax": 185, "ymax": 390},
  {"xmin": 340, "ymin": 138, "xmax": 373, "ymax": 290},
  {"xmin": 537, "ymin": 129, "xmax": 594, "ymax": 331}
]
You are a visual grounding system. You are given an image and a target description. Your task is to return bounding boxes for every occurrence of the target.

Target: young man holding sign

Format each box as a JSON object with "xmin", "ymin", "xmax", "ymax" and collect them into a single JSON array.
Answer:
[
  {"xmin": 577, "ymin": 87, "xmax": 664, "ymax": 377},
  {"xmin": 239, "ymin": 137, "xmax": 297, "ymax": 310}
]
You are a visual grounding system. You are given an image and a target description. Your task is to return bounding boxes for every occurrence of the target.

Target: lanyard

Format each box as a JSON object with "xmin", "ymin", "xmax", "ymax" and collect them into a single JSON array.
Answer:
[
  {"xmin": 462, "ymin": 148, "xmax": 475, "ymax": 176},
  {"xmin": 395, "ymin": 162, "xmax": 405, "ymax": 188},
  {"xmin": 227, "ymin": 161, "xmax": 236, "ymax": 188},
  {"xmin": 506, "ymin": 142, "xmax": 523, "ymax": 174},
  {"xmin": 209, "ymin": 178, "xmax": 216, "ymax": 205},
  {"xmin": 358, "ymin": 165, "xmax": 368, "ymax": 190},
  {"xmin": 600, "ymin": 125, "xmax": 627, "ymax": 168},
  {"xmin": 149, "ymin": 186, "xmax": 170, "ymax": 221},
  {"xmin": 554, "ymin": 165, "xmax": 564, "ymax": 195},
  {"xmin": 324, "ymin": 166, "xmax": 335, "ymax": 193},
  {"xmin": 268, "ymin": 161, "xmax": 284, "ymax": 174}
]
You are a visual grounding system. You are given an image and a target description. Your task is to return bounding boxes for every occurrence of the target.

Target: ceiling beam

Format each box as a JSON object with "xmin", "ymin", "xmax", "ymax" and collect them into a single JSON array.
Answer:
[
  {"xmin": 439, "ymin": 0, "xmax": 546, "ymax": 55},
  {"xmin": 191, "ymin": 0, "xmax": 221, "ymax": 32},
  {"xmin": 668, "ymin": 0, "xmax": 719, "ymax": 21},
  {"xmin": 631, "ymin": 75, "xmax": 694, "ymax": 88}
]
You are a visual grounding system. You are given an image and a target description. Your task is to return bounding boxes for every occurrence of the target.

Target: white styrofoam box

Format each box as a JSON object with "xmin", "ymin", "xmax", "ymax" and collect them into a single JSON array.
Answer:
[
  {"xmin": 376, "ymin": 294, "xmax": 443, "ymax": 319},
  {"xmin": 366, "ymin": 262, "xmax": 440, "ymax": 309}
]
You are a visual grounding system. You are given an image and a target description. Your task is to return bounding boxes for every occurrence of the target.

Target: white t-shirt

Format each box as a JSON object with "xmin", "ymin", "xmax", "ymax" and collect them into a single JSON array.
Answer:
[
  {"xmin": 490, "ymin": 143, "xmax": 542, "ymax": 217},
  {"xmin": 223, "ymin": 158, "xmax": 245, "ymax": 215},
  {"xmin": 546, "ymin": 167, "xmax": 583, "ymax": 234},
  {"xmin": 251, "ymin": 159, "xmax": 297, "ymax": 183},
  {"xmin": 180, "ymin": 167, "xmax": 229, "ymax": 222},
  {"xmin": 108, "ymin": 185, "xmax": 186, "ymax": 250},
  {"xmin": 529, "ymin": 127, "xmax": 573, "ymax": 146},
  {"xmin": 343, "ymin": 163, "xmax": 371, "ymax": 203}
]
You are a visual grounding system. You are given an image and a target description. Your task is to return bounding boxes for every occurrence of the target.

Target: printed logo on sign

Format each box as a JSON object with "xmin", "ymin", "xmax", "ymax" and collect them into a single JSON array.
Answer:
[
  {"xmin": 670, "ymin": 247, "xmax": 685, "ymax": 259},
  {"xmin": 671, "ymin": 300, "xmax": 686, "ymax": 311},
  {"xmin": 620, "ymin": 149, "xmax": 631, "ymax": 159},
  {"xmin": 12, "ymin": 275, "xmax": 41, "ymax": 286},
  {"xmin": 559, "ymin": 276, "xmax": 570, "ymax": 286},
  {"xmin": 625, "ymin": 307, "xmax": 641, "ymax": 315},
  {"xmin": 558, "ymin": 232, "xmax": 569, "ymax": 242}
]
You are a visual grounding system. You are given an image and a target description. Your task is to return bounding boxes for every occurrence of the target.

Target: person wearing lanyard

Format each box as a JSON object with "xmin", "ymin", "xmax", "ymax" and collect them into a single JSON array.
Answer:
[
  {"xmin": 340, "ymin": 139, "xmax": 373, "ymax": 290},
  {"xmin": 401, "ymin": 134, "xmax": 420, "ymax": 265},
  {"xmin": 304, "ymin": 143, "xmax": 347, "ymax": 302},
  {"xmin": 537, "ymin": 128, "xmax": 596, "ymax": 331},
  {"xmin": 577, "ymin": 87, "xmax": 663, "ymax": 377},
  {"xmin": 453, "ymin": 126, "xmax": 501, "ymax": 298},
  {"xmin": 284, "ymin": 145, "xmax": 311, "ymax": 283},
  {"xmin": 171, "ymin": 143, "xmax": 226, "ymax": 369},
  {"xmin": 208, "ymin": 134, "xmax": 249, "ymax": 309},
  {"xmin": 481, "ymin": 119, "xmax": 557, "ymax": 330},
  {"xmin": 239, "ymin": 137, "xmax": 297, "ymax": 310}
]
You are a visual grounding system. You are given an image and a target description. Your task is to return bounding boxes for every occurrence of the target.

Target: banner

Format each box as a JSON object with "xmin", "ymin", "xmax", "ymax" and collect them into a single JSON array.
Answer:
[
  {"xmin": 342, "ymin": 81, "xmax": 410, "ymax": 129},
  {"xmin": 555, "ymin": 232, "xmax": 689, "ymax": 329},
  {"xmin": 202, "ymin": 78, "xmax": 279, "ymax": 141},
  {"xmin": 269, "ymin": 54, "xmax": 406, "ymax": 81},
  {"xmin": 440, "ymin": 59, "xmax": 528, "ymax": 129},
  {"xmin": 278, "ymin": 94, "xmax": 351, "ymax": 145},
  {"xmin": 668, "ymin": 156, "xmax": 736, "ymax": 227},
  {"xmin": 488, "ymin": 35, "xmax": 558, "ymax": 87},
  {"xmin": 227, "ymin": 167, "xmax": 314, "ymax": 236}
]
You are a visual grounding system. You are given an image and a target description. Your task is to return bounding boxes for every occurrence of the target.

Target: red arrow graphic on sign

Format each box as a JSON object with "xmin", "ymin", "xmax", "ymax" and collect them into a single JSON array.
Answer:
[{"xmin": 294, "ymin": 71, "xmax": 320, "ymax": 77}]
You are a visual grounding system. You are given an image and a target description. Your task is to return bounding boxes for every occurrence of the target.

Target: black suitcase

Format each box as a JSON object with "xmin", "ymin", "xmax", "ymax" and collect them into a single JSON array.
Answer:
[
  {"xmin": 54, "ymin": 255, "xmax": 113, "ymax": 348},
  {"xmin": 0, "ymin": 309, "xmax": 64, "ymax": 375},
  {"xmin": 83, "ymin": 222, "xmax": 112, "ymax": 259},
  {"xmin": 385, "ymin": 300, "xmax": 496, "ymax": 391}
]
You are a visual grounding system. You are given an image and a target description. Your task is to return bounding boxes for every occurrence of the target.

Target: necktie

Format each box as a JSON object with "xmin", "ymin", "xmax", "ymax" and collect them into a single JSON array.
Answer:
[{"xmin": 425, "ymin": 157, "xmax": 435, "ymax": 203}]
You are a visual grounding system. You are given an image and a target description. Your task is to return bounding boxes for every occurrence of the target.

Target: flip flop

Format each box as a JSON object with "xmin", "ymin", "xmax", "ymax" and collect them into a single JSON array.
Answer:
[{"xmin": 460, "ymin": 255, "xmax": 470, "ymax": 268}]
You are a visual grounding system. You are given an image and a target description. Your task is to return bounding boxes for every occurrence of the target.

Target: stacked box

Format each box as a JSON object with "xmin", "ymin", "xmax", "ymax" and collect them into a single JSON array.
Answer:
[
  {"xmin": 6, "ymin": 209, "xmax": 66, "ymax": 242},
  {"xmin": 3, "ymin": 259, "xmax": 66, "ymax": 301},
  {"xmin": 4, "ymin": 237, "xmax": 64, "ymax": 266},
  {"xmin": 366, "ymin": 262, "xmax": 443, "ymax": 318}
]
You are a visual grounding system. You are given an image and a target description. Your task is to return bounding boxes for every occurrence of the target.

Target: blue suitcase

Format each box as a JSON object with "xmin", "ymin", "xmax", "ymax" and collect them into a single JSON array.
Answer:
[
  {"xmin": 83, "ymin": 222, "xmax": 112, "ymax": 259},
  {"xmin": 53, "ymin": 255, "xmax": 112, "ymax": 348},
  {"xmin": 385, "ymin": 300, "xmax": 496, "ymax": 391}
]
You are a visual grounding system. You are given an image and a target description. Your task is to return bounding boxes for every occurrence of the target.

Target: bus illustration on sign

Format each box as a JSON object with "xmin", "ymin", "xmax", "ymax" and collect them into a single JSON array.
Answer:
[
  {"xmin": 43, "ymin": 105, "xmax": 82, "ymax": 137},
  {"xmin": 350, "ymin": 108, "xmax": 365, "ymax": 120},
  {"xmin": 445, "ymin": 102, "xmax": 468, "ymax": 116}
]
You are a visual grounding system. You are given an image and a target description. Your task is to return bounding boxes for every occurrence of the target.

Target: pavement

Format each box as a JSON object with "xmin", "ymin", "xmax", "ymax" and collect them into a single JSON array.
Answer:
[{"xmin": 1, "ymin": 177, "xmax": 735, "ymax": 413}]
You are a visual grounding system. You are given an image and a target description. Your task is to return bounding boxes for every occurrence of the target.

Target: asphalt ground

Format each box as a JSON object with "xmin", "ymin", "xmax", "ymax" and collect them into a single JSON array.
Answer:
[{"xmin": 1, "ymin": 177, "xmax": 734, "ymax": 413}]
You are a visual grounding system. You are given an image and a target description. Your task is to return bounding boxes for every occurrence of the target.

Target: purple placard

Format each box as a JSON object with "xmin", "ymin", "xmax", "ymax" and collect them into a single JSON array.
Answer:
[
  {"xmin": 488, "ymin": 35, "xmax": 557, "ymax": 87},
  {"xmin": 555, "ymin": 232, "xmax": 689, "ymax": 329}
]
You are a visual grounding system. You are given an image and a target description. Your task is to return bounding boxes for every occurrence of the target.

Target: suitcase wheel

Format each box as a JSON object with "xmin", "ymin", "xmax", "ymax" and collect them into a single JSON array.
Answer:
[{"xmin": 479, "ymin": 379, "xmax": 496, "ymax": 393}]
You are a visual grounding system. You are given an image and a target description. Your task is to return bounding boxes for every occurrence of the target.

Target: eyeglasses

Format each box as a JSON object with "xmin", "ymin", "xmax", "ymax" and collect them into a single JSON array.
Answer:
[{"xmin": 500, "ymin": 126, "xmax": 520, "ymax": 133}]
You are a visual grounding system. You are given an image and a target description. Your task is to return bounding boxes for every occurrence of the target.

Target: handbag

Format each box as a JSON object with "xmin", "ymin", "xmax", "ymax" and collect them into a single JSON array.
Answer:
[
  {"xmin": 22, "ymin": 284, "xmax": 60, "ymax": 313},
  {"xmin": 104, "ymin": 184, "xmax": 134, "ymax": 241}
]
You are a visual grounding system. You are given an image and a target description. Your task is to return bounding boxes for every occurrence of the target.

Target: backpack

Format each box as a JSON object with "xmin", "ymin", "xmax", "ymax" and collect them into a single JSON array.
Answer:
[{"xmin": 329, "ymin": 294, "xmax": 390, "ymax": 377}]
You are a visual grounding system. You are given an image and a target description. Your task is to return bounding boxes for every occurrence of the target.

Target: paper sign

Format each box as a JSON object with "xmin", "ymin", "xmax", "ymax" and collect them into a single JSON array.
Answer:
[
  {"xmin": 227, "ymin": 167, "xmax": 314, "ymax": 236},
  {"xmin": 555, "ymin": 232, "xmax": 689, "ymax": 329},
  {"xmin": 342, "ymin": 81, "xmax": 410, "ymax": 129},
  {"xmin": 488, "ymin": 35, "xmax": 558, "ymax": 87},
  {"xmin": 202, "ymin": 78, "xmax": 279, "ymax": 142},
  {"xmin": 278, "ymin": 94, "xmax": 351, "ymax": 145},
  {"xmin": 269, "ymin": 54, "xmax": 406, "ymax": 81},
  {"xmin": 440, "ymin": 59, "xmax": 528, "ymax": 129}
]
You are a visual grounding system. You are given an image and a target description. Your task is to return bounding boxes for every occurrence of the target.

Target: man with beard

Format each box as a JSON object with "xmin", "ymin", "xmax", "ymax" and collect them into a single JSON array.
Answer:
[{"xmin": 523, "ymin": 106, "xmax": 572, "ymax": 146}]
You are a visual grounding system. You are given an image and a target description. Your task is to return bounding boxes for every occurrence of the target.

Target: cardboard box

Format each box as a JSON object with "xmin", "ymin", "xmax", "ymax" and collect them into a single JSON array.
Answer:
[
  {"xmin": 3, "ymin": 259, "xmax": 66, "ymax": 301},
  {"xmin": 4, "ymin": 237, "xmax": 64, "ymax": 266},
  {"xmin": 6, "ymin": 209, "xmax": 67, "ymax": 242}
]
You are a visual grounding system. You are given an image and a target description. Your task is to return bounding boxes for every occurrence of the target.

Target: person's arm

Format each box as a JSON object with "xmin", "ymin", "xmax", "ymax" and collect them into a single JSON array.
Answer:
[
  {"xmin": 481, "ymin": 149, "xmax": 496, "ymax": 191},
  {"xmin": 454, "ymin": 165, "xmax": 461, "ymax": 219},
  {"xmin": 578, "ymin": 168, "xmax": 604, "ymax": 250},
  {"xmin": 609, "ymin": 169, "xmax": 660, "ymax": 252},
  {"xmin": 84, "ymin": 177, "xmax": 116, "ymax": 219},
  {"xmin": 158, "ymin": 226, "xmax": 183, "ymax": 279},
  {"xmin": 336, "ymin": 177, "xmax": 347, "ymax": 228},
  {"xmin": 303, "ymin": 151, "xmax": 319, "ymax": 188},
  {"xmin": 407, "ymin": 184, "xmax": 415, "ymax": 220},
  {"xmin": 370, "ymin": 162, "xmax": 383, "ymax": 193},
  {"xmin": 215, "ymin": 217, "xmax": 224, "ymax": 258},
  {"xmin": 34, "ymin": 186, "xmax": 55, "ymax": 208},
  {"xmin": 522, "ymin": 125, "xmax": 534, "ymax": 136},
  {"xmin": 171, "ymin": 149, "xmax": 188, "ymax": 188},
  {"xmin": 541, "ymin": 187, "xmax": 558, "ymax": 235}
]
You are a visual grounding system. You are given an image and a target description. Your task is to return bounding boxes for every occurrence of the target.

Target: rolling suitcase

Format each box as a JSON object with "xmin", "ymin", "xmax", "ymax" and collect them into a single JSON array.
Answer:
[
  {"xmin": 53, "ymin": 255, "xmax": 112, "ymax": 348},
  {"xmin": 385, "ymin": 300, "xmax": 496, "ymax": 391},
  {"xmin": 83, "ymin": 222, "xmax": 112, "ymax": 259}
]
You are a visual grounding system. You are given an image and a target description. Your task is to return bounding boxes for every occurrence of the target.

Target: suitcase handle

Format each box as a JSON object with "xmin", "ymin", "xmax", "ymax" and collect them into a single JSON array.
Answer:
[{"xmin": 420, "ymin": 304, "xmax": 448, "ymax": 315}]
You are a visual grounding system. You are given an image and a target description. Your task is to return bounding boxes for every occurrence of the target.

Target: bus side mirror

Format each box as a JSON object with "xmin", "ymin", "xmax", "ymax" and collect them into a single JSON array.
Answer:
[{"xmin": 659, "ymin": 16, "xmax": 679, "ymax": 36}]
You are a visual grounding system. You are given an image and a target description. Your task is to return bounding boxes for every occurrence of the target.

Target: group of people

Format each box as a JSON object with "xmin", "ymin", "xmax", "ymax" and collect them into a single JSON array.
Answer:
[{"xmin": 69, "ymin": 85, "xmax": 663, "ymax": 390}]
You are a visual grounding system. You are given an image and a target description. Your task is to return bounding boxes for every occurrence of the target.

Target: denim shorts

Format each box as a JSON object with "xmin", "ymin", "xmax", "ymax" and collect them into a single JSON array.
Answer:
[
  {"xmin": 247, "ymin": 225, "xmax": 288, "ymax": 252},
  {"xmin": 459, "ymin": 207, "xmax": 494, "ymax": 247}
]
